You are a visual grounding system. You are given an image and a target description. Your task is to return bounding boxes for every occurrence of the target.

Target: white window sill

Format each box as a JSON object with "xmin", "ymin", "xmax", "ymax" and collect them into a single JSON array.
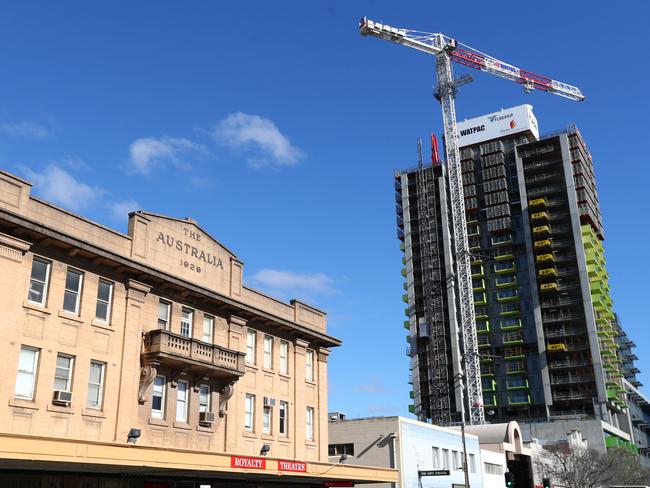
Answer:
[
  {"xmin": 58, "ymin": 310, "xmax": 84, "ymax": 324},
  {"xmin": 148, "ymin": 417, "xmax": 168, "ymax": 427},
  {"xmin": 91, "ymin": 320, "xmax": 114, "ymax": 332},
  {"xmin": 9, "ymin": 397, "xmax": 39, "ymax": 410},
  {"xmin": 47, "ymin": 404, "xmax": 74, "ymax": 415},
  {"xmin": 82, "ymin": 408, "xmax": 106, "ymax": 418},
  {"xmin": 23, "ymin": 301, "xmax": 51, "ymax": 315},
  {"xmin": 91, "ymin": 319, "xmax": 112, "ymax": 329}
]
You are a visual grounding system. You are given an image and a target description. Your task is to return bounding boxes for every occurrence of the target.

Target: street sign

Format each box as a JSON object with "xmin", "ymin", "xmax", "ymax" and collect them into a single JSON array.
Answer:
[{"xmin": 419, "ymin": 470, "xmax": 450, "ymax": 477}]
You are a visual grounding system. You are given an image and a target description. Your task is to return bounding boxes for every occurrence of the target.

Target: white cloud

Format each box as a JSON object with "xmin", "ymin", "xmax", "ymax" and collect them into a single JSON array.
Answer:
[
  {"xmin": 353, "ymin": 376, "xmax": 386, "ymax": 394},
  {"xmin": 211, "ymin": 112, "xmax": 304, "ymax": 168},
  {"xmin": 127, "ymin": 136, "xmax": 207, "ymax": 175},
  {"xmin": 248, "ymin": 269, "xmax": 336, "ymax": 298},
  {"xmin": 109, "ymin": 198, "xmax": 140, "ymax": 221},
  {"xmin": 23, "ymin": 165, "xmax": 103, "ymax": 211},
  {"xmin": 0, "ymin": 121, "xmax": 51, "ymax": 139}
]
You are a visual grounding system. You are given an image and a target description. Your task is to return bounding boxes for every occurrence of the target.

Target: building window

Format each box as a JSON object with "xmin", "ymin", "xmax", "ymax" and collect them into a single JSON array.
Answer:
[
  {"xmin": 306, "ymin": 407, "xmax": 314, "ymax": 440},
  {"xmin": 469, "ymin": 453, "xmax": 476, "ymax": 473},
  {"xmin": 329, "ymin": 443, "xmax": 354, "ymax": 456},
  {"xmin": 452, "ymin": 451, "xmax": 460, "ymax": 469},
  {"xmin": 54, "ymin": 354, "xmax": 74, "ymax": 392},
  {"xmin": 28, "ymin": 257, "xmax": 51, "ymax": 306},
  {"xmin": 62, "ymin": 269, "xmax": 83, "ymax": 314},
  {"xmin": 263, "ymin": 335, "xmax": 273, "ymax": 370},
  {"xmin": 176, "ymin": 380, "xmax": 189, "ymax": 422},
  {"xmin": 432, "ymin": 447, "xmax": 440, "ymax": 468},
  {"xmin": 496, "ymin": 288, "xmax": 519, "ymax": 300},
  {"xmin": 442, "ymin": 449, "xmax": 450, "ymax": 469},
  {"xmin": 306, "ymin": 349, "xmax": 314, "ymax": 382},
  {"xmin": 493, "ymin": 260, "xmax": 516, "ymax": 272},
  {"xmin": 86, "ymin": 361, "xmax": 105, "ymax": 409},
  {"xmin": 180, "ymin": 308, "xmax": 193, "ymax": 338},
  {"xmin": 279, "ymin": 401, "xmax": 288, "ymax": 436},
  {"xmin": 15, "ymin": 346, "xmax": 39, "ymax": 399},
  {"xmin": 246, "ymin": 330, "xmax": 257, "ymax": 365},
  {"xmin": 484, "ymin": 462, "xmax": 504, "ymax": 475},
  {"xmin": 199, "ymin": 384, "xmax": 210, "ymax": 413},
  {"xmin": 151, "ymin": 376, "xmax": 166, "ymax": 419},
  {"xmin": 500, "ymin": 317, "xmax": 523, "ymax": 329},
  {"xmin": 202, "ymin": 314, "xmax": 214, "ymax": 343},
  {"xmin": 495, "ymin": 274, "xmax": 517, "ymax": 286},
  {"xmin": 95, "ymin": 279, "xmax": 113, "ymax": 323},
  {"xmin": 158, "ymin": 299, "xmax": 171, "ymax": 329},
  {"xmin": 280, "ymin": 340, "xmax": 289, "ymax": 375},
  {"xmin": 263, "ymin": 405, "xmax": 272, "ymax": 435},
  {"xmin": 244, "ymin": 394, "xmax": 255, "ymax": 432}
]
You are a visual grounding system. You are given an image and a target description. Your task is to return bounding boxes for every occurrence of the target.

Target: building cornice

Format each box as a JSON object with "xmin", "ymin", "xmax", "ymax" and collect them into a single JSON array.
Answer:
[{"xmin": 0, "ymin": 208, "xmax": 341, "ymax": 349}]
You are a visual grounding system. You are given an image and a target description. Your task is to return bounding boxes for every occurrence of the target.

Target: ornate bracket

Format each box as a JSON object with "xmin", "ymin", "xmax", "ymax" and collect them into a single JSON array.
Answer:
[
  {"xmin": 218, "ymin": 380, "xmax": 236, "ymax": 417},
  {"xmin": 138, "ymin": 361, "xmax": 159, "ymax": 404},
  {"xmin": 192, "ymin": 375, "xmax": 210, "ymax": 393},
  {"xmin": 169, "ymin": 365, "xmax": 192, "ymax": 387}
]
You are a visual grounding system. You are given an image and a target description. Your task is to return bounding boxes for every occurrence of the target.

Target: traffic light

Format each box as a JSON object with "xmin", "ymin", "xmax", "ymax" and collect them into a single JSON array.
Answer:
[
  {"xmin": 504, "ymin": 471, "xmax": 515, "ymax": 487},
  {"xmin": 542, "ymin": 478, "xmax": 551, "ymax": 488}
]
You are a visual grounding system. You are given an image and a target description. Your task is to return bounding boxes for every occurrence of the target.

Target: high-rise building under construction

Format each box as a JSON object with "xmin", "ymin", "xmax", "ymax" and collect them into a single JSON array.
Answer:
[{"xmin": 397, "ymin": 105, "xmax": 638, "ymax": 451}]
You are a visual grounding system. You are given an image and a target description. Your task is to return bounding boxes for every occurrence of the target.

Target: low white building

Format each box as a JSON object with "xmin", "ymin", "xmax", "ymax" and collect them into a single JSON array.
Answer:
[{"xmin": 328, "ymin": 415, "xmax": 527, "ymax": 488}]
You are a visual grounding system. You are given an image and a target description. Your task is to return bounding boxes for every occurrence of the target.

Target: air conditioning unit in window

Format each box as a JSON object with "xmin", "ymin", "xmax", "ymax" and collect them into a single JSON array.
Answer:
[
  {"xmin": 53, "ymin": 390, "xmax": 72, "ymax": 406},
  {"xmin": 263, "ymin": 397, "xmax": 276, "ymax": 407},
  {"xmin": 199, "ymin": 411, "xmax": 216, "ymax": 425}
]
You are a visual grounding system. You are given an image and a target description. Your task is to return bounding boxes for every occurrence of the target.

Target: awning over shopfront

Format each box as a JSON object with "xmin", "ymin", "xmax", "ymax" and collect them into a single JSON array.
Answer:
[{"xmin": 0, "ymin": 434, "xmax": 397, "ymax": 485}]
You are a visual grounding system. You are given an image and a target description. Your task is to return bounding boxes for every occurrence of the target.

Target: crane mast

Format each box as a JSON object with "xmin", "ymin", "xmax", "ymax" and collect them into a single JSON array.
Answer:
[{"xmin": 360, "ymin": 17, "xmax": 584, "ymax": 426}]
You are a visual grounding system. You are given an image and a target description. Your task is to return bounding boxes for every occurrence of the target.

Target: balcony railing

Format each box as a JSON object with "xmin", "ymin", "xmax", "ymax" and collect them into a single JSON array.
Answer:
[{"xmin": 142, "ymin": 329, "xmax": 246, "ymax": 376}]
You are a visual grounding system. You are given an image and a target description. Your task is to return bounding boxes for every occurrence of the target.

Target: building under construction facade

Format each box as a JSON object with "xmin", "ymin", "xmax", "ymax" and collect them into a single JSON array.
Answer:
[{"xmin": 396, "ymin": 105, "xmax": 639, "ymax": 452}]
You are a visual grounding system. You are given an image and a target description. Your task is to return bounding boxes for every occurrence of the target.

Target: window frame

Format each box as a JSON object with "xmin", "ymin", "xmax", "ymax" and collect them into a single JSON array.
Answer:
[
  {"xmin": 202, "ymin": 314, "xmax": 214, "ymax": 343},
  {"xmin": 158, "ymin": 299, "xmax": 171, "ymax": 330},
  {"xmin": 28, "ymin": 257, "xmax": 51, "ymax": 306},
  {"xmin": 279, "ymin": 340, "xmax": 289, "ymax": 375},
  {"xmin": 246, "ymin": 330, "xmax": 257, "ymax": 365},
  {"xmin": 306, "ymin": 406, "xmax": 314, "ymax": 441},
  {"xmin": 176, "ymin": 379, "xmax": 189, "ymax": 422},
  {"xmin": 199, "ymin": 384, "xmax": 211, "ymax": 413},
  {"xmin": 151, "ymin": 375, "xmax": 166, "ymax": 419},
  {"xmin": 263, "ymin": 335, "xmax": 273, "ymax": 370},
  {"xmin": 279, "ymin": 400, "xmax": 288, "ymax": 437},
  {"xmin": 15, "ymin": 345, "xmax": 40, "ymax": 400},
  {"xmin": 244, "ymin": 393, "xmax": 255, "ymax": 432},
  {"xmin": 95, "ymin": 279, "xmax": 113, "ymax": 324},
  {"xmin": 305, "ymin": 349, "xmax": 314, "ymax": 382},
  {"xmin": 86, "ymin": 360, "xmax": 106, "ymax": 409},
  {"xmin": 53, "ymin": 354, "xmax": 74, "ymax": 393},
  {"xmin": 180, "ymin": 308, "xmax": 194, "ymax": 338},
  {"xmin": 263, "ymin": 405, "xmax": 272, "ymax": 435},
  {"xmin": 62, "ymin": 268, "xmax": 84, "ymax": 315}
]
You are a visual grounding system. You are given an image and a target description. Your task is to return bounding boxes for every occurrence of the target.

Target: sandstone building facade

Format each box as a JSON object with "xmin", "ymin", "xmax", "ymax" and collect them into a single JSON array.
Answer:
[{"xmin": 0, "ymin": 170, "xmax": 395, "ymax": 488}]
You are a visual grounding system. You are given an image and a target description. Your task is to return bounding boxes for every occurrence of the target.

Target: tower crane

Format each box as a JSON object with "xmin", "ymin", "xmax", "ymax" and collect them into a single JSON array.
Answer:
[{"xmin": 360, "ymin": 17, "xmax": 584, "ymax": 425}]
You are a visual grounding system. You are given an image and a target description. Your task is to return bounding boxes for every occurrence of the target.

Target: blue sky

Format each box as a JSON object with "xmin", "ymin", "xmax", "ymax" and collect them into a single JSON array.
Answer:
[{"xmin": 1, "ymin": 1, "xmax": 648, "ymax": 417}]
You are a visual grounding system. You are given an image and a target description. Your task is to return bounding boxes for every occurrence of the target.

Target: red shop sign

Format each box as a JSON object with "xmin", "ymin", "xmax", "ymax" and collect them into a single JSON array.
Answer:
[
  {"xmin": 231, "ymin": 455, "xmax": 267, "ymax": 470},
  {"xmin": 278, "ymin": 460, "xmax": 307, "ymax": 472}
]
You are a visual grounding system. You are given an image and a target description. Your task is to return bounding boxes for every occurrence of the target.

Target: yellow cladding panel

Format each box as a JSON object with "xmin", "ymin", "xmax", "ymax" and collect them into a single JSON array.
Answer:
[{"xmin": 529, "ymin": 198, "xmax": 547, "ymax": 207}]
